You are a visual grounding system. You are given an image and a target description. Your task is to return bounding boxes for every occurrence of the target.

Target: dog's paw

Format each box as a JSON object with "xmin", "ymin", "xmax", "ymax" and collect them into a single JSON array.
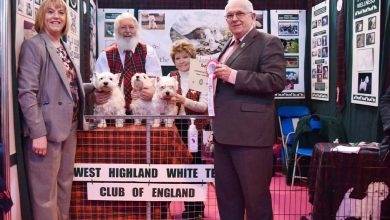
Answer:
[
  {"xmin": 97, "ymin": 121, "xmax": 107, "ymax": 128},
  {"xmin": 134, "ymin": 119, "xmax": 142, "ymax": 126},
  {"xmin": 115, "ymin": 120, "xmax": 124, "ymax": 128},
  {"xmin": 165, "ymin": 123, "xmax": 174, "ymax": 127},
  {"xmin": 152, "ymin": 123, "xmax": 160, "ymax": 128}
]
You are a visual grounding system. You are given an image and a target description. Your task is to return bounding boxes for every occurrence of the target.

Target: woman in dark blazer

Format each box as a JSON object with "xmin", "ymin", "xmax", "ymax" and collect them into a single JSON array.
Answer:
[{"xmin": 18, "ymin": 0, "xmax": 93, "ymax": 219}]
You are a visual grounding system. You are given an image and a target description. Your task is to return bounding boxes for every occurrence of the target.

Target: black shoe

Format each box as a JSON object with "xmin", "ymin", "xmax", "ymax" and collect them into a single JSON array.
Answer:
[{"xmin": 181, "ymin": 211, "xmax": 204, "ymax": 220}]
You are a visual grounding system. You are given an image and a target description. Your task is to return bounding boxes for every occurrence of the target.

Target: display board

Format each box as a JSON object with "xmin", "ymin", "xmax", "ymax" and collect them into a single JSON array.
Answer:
[
  {"xmin": 270, "ymin": 10, "xmax": 306, "ymax": 99},
  {"xmin": 96, "ymin": 8, "xmax": 134, "ymax": 53},
  {"xmin": 351, "ymin": 0, "xmax": 381, "ymax": 106},
  {"xmin": 138, "ymin": 10, "xmax": 268, "ymax": 66},
  {"xmin": 311, "ymin": 0, "xmax": 330, "ymax": 101}
]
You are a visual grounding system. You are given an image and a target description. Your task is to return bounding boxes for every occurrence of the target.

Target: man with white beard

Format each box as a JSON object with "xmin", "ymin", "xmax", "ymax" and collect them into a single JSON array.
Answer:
[{"xmin": 95, "ymin": 13, "xmax": 162, "ymax": 111}]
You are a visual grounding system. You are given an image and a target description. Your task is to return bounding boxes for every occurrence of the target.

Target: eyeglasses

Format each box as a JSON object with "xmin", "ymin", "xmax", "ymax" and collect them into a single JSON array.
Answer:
[{"xmin": 225, "ymin": 12, "xmax": 252, "ymax": 21}]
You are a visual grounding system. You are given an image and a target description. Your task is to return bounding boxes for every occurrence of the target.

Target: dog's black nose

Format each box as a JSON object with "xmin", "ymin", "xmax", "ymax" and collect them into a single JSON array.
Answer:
[
  {"xmin": 166, "ymin": 91, "xmax": 170, "ymax": 96},
  {"xmin": 104, "ymin": 82, "xmax": 108, "ymax": 86},
  {"xmin": 136, "ymin": 75, "xmax": 139, "ymax": 79}
]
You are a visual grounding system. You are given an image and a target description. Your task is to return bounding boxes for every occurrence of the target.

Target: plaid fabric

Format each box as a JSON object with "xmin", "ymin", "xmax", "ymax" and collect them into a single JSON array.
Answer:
[
  {"xmin": 70, "ymin": 125, "xmax": 192, "ymax": 219},
  {"xmin": 169, "ymin": 71, "xmax": 209, "ymax": 130},
  {"xmin": 106, "ymin": 43, "xmax": 147, "ymax": 109},
  {"xmin": 308, "ymin": 143, "xmax": 390, "ymax": 219}
]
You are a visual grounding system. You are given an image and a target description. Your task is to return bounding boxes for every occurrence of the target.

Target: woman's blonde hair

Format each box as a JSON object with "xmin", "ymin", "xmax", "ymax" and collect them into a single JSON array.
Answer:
[
  {"xmin": 34, "ymin": 0, "xmax": 70, "ymax": 35},
  {"xmin": 170, "ymin": 39, "xmax": 196, "ymax": 62}
]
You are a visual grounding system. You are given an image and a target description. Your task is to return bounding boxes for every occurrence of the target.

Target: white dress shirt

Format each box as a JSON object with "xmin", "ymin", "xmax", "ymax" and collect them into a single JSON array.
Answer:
[{"xmin": 95, "ymin": 44, "xmax": 162, "ymax": 77}]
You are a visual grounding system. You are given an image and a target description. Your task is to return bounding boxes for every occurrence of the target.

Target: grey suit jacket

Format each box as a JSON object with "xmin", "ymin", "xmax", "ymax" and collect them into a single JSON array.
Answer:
[
  {"xmin": 214, "ymin": 28, "xmax": 286, "ymax": 147},
  {"xmin": 18, "ymin": 32, "xmax": 92, "ymax": 142}
]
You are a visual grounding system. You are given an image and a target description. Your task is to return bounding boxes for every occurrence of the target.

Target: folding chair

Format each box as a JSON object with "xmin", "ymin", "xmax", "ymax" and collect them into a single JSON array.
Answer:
[
  {"xmin": 277, "ymin": 106, "xmax": 310, "ymax": 170},
  {"xmin": 289, "ymin": 114, "xmax": 347, "ymax": 189}
]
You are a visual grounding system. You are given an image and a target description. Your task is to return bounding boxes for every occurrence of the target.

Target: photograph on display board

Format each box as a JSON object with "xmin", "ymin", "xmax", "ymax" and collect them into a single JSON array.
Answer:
[
  {"xmin": 366, "ymin": 32, "xmax": 375, "ymax": 45},
  {"xmin": 278, "ymin": 21, "xmax": 299, "ymax": 36},
  {"xmin": 280, "ymin": 38, "xmax": 299, "ymax": 53},
  {"xmin": 317, "ymin": 73, "xmax": 323, "ymax": 83},
  {"xmin": 322, "ymin": 47, "xmax": 328, "ymax": 57},
  {"xmin": 169, "ymin": 12, "xmax": 231, "ymax": 56},
  {"xmin": 35, "ymin": 0, "xmax": 40, "ymax": 5},
  {"xmin": 357, "ymin": 33, "xmax": 365, "ymax": 48},
  {"xmin": 255, "ymin": 13, "xmax": 264, "ymax": 29},
  {"xmin": 322, "ymin": 35, "xmax": 327, "ymax": 46},
  {"xmin": 69, "ymin": 0, "xmax": 78, "ymax": 11},
  {"xmin": 285, "ymin": 70, "xmax": 299, "ymax": 90},
  {"xmin": 358, "ymin": 72, "xmax": 372, "ymax": 94},
  {"xmin": 286, "ymin": 56, "xmax": 299, "ymax": 68},
  {"xmin": 355, "ymin": 20, "xmax": 363, "ymax": 32},
  {"xmin": 317, "ymin": 19, "xmax": 322, "ymax": 27},
  {"xmin": 312, "ymin": 50, "xmax": 317, "ymax": 57},
  {"xmin": 317, "ymin": 37, "xmax": 322, "ymax": 46},
  {"xmin": 317, "ymin": 48, "xmax": 322, "ymax": 57},
  {"xmin": 18, "ymin": 0, "xmax": 24, "ymax": 12},
  {"xmin": 26, "ymin": 2, "xmax": 33, "ymax": 17},
  {"xmin": 312, "ymin": 21, "xmax": 317, "ymax": 29},
  {"xmin": 312, "ymin": 40, "xmax": 317, "ymax": 49},
  {"xmin": 315, "ymin": 82, "xmax": 325, "ymax": 91},
  {"xmin": 104, "ymin": 22, "xmax": 114, "ymax": 38},
  {"xmin": 357, "ymin": 48, "xmax": 374, "ymax": 71},
  {"xmin": 321, "ymin": 15, "xmax": 328, "ymax": 26},
  {"xmin": 317, "ymin": 64, "xmax": 322, "ymax": 73},
  {"xmin": 140, "ymin": 13, "xmax": 165, "ymax": 30},
  {"xmin": 368, "ymin": 16, "xmax": 376, "ymax": 30},
  {"xmin": 312, "ymin": 69, "xmax": 317, "ymax": 78},
  {"xmin": 322, "ymin": 66, "xmax": 329, "ymax": 79}
]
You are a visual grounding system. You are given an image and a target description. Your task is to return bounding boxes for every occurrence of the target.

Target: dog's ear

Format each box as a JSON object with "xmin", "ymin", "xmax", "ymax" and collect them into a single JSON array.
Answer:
[
  {"xmin": 91, "ymin": 72, "xmax": 98, "ymax": 87},
  {"xmin": 113, "ymin": 73, "xmax": 121, "ymax": 84}
]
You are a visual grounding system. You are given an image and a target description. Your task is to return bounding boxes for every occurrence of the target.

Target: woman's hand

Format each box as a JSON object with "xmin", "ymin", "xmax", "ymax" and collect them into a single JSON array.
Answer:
[
  {"xmin": 32, "ymin": 136, "xmax": 48, "ymax": 156},
  {"xmin": 174, "ymin": 94, "xmax": 186, "ymax": 105},
  {"xmin": 139, "ymin": 86, "xmax": 155, "ymax": 101}
]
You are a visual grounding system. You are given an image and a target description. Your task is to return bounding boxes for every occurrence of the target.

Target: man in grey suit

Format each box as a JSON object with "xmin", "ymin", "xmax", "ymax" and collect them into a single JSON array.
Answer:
[{"xmin": 213, "ymin": 0, "xmax": 286, "ymax": 219}]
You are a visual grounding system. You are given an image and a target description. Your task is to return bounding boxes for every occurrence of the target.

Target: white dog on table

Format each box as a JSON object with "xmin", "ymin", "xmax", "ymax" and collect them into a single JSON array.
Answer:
[
  {"xmin": 129, "ymin": 73, "xmax": 155, "ymax": 125},
  {"xmin": 152, "ymin": 76, "xmax": 178, "ymax": 127},
  {"xmin": 92, "ymin": 72, "xmax": 126, "ymax": 128}
]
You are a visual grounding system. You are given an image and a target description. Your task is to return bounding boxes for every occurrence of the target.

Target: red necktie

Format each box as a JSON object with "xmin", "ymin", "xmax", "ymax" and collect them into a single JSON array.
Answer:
[{"xmin": 220, "ymin": 40, "xmax": 240, "ymax": 64}]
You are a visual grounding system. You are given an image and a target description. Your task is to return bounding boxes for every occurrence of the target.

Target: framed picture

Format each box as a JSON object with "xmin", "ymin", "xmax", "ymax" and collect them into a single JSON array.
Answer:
[
  {"xmin": 285, "ymin": 56, "xmax": 299, "ymax": 68},
  {"xmin": 358, "ymin": 72, "xmax": 372, "ymax": 94},
  {"xmin": 368, "ymin": 16, "xmax": 376, "ymax": 30},
  {"xmin": 278, "ymin": 22, "xmax": 299, "ymax": 36},
  {"xmin": 355, "ymin": 20, "xmax": 363, "ymax": 33},
  {"xmin": 366, "ymin": 32, "xmax": 375, "ymax": 45},
  {"xmin": 357, "ymin": 33, "xmax": 365, "ymax": 48}
]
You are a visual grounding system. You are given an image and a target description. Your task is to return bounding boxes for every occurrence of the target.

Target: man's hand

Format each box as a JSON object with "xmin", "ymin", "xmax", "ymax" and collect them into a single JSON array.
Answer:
[
  {"xmin": 215, "ymin": 64, "xmax": 234, "ymax": 81},
  {"xmin": 94, "ymin": 90, "xmax": 111, "ymax": 104},
  {"xmin": 139, "ymin": 86, "xmax": 155, "ymax": 101},
  {"xmin": 32, "ymin": 136, "xmax": 48, "ymax": 156}
]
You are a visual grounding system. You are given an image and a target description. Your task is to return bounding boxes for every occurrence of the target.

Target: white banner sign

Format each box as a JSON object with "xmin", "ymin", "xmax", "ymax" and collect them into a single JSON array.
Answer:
[
  {"xmin": 311, "ymin": 1, "xmax": 330, "ymax": 101},
  {"xmin": 87, "ymin": 182, "xmax": 207, "ymax": 201},
  {"xmin": 138, "ymin": 10, "xmax": 268, "ymax": 66},
  {"xmin": 74, "ymin": 164, "xmax": 215, "ymax": 182},
  {"xmin": 351, "ymin": 0, "xmax": 380, "ymax": 106},
  {"xmin": 271, "ymin": 10, "xmax": 306, "ymax": 99}
]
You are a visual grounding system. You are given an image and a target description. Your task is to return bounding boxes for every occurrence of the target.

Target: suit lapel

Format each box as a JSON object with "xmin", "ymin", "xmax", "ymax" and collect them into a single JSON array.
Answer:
[
  {"xmin": 41, "ymin": 33, "xmax": 72, "ymax": 98},
  {"xmin": 226, "ymin": 28, "xmax": 258, "ymax": 66}
]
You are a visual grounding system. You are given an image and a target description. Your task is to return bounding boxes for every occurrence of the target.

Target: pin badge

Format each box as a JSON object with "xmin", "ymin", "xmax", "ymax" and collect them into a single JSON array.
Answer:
[{"xmin": 240, "ymin": 43, "xmax": 246, "ymax": 48}]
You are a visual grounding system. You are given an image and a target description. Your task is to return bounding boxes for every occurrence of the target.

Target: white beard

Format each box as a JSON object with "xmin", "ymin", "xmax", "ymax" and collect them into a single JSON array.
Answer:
[{"xmin": 116, "ymin": 34, "xmax": 139, "ymax": 51}]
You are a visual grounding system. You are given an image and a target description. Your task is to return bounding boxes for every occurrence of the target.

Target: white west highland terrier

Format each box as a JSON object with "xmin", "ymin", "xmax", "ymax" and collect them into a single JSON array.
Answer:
[
  {"xmin": 152, "ymin": 76, "xmax": 178, "ymax": 127},
  {"xmin": 129, "ymin": 73, "xmax": 155, "ymax": 125},
  {"xmin": 92, "ymin": 72, "xmax": 126, "ymax": 128}
]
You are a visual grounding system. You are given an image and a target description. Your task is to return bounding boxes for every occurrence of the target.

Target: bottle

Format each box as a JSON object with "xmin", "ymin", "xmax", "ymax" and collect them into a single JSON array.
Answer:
[{"xmin": 187, "ymin": 118, "xmax": 198, "ymax": 152}]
